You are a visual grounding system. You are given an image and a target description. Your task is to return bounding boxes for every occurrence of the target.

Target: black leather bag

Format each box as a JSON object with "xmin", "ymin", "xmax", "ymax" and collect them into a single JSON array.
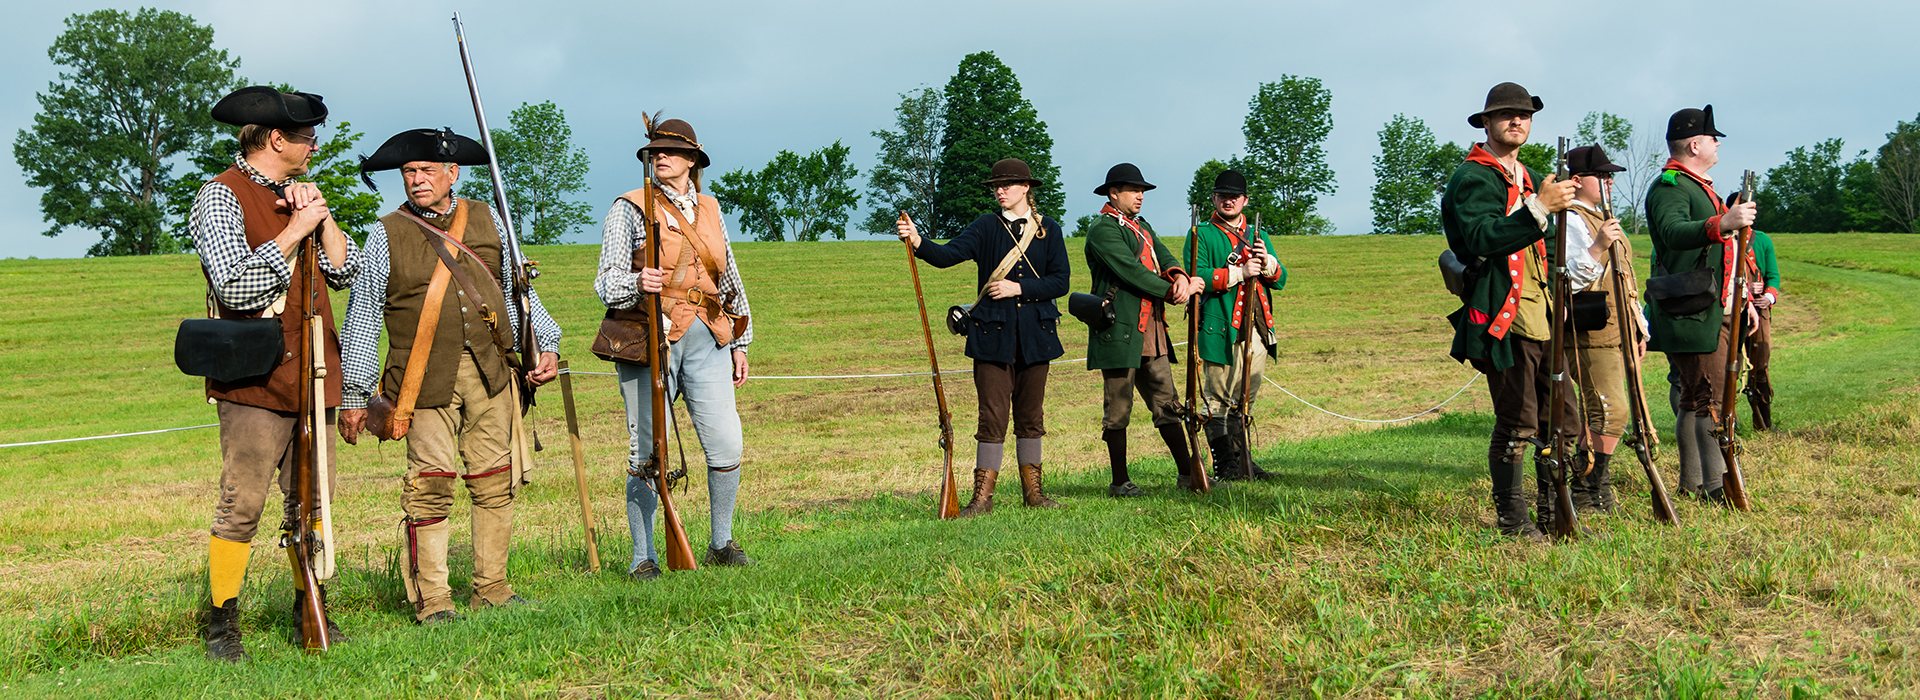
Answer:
[
  {"xmin": 1067, "ymin": 292, "xmax": 1115, "ymax": 331},
  {"xmin": 174, "ymin": 318, "xmax": 285, "ymax": 383},
  {"xmin": 1570, "ymin": 290, "xmax": 1610, "ymax": 331},
  {"xmin": 1645, "ymin": 266, "xmax": 1718, "ymax": 317},
  {"xmin": 1438, "ymin": 250, "xmax": 1478, "ymax": 300},
  {"xmin": 945, "ymin": 304, "xmax": 974, "ymax": 336}
]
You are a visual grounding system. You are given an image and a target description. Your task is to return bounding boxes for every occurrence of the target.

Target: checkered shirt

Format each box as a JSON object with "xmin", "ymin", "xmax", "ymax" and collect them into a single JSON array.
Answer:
[{"xmin": 188, "ymin": 155, "xmax": 360, "ymax": 310}]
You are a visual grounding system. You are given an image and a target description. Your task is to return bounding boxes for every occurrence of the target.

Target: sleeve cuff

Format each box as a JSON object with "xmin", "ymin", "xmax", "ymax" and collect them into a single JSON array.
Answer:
[
  {"xmin": 1705, "ymin": 215, "xmax": 1726, "ymax": 243},
  {"xmin": 1523, "ymin": 195, "xmax": 1551, "ymax": 231},
  {"xmin": 341, "ymin": 393, "xmax": 368, "ymax": 410}
]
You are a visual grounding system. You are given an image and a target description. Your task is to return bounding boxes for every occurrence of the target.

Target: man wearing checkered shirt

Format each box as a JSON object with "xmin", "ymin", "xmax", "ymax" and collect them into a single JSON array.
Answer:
[{"xmin": 187, "ymin": 86, "xmax": 359, "ymax": 662}]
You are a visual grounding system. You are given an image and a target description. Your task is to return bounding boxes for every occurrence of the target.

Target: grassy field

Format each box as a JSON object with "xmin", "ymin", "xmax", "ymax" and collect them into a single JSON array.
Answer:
[{"xmin": 0, "ymin": 232, "xmax": 1915, "ymax": 697}]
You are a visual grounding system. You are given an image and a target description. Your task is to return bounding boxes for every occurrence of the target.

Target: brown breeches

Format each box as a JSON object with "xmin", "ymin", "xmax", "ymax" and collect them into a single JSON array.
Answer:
[
  {"xmin": 1481, "ymin": 337, "xmax": 1581, "ymax": 465},
  {"xmin": 209, "ymin": 401, "xmax": 338, "ymax": 544},
  {"xmin": 1667, "ymin": 316, "xmax": 1735, "ymax": 418},
  {"xmin": 973, "ymin": 359, "xmax": 1049, "ymax": 443}
]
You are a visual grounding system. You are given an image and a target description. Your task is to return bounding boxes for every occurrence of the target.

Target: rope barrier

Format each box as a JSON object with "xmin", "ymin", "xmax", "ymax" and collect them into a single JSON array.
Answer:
[
  {"xmin": 1263, "ymin": 373, "xmax": 1481, "ymax": 424},
  {"xmin": 0, "ymin": 423, "xmax": 219, "ymax": 448}
]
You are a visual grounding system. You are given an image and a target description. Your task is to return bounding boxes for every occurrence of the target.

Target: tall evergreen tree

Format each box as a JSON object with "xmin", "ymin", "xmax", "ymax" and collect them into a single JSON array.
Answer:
[
  {"xmin": 1369, "ymin": 114, "xmax": 1443, "ymax": 235},
  {"xmin": 1240, "ymin": 76, "xmax": 1336, "ymax": 235},
  {"xmin": 932, "ymin": 52, "xmax": 1061, "ymax": 239},
  {"xmin": 861, "ymin": 87, "xmax": 944, "ymax": 235}
]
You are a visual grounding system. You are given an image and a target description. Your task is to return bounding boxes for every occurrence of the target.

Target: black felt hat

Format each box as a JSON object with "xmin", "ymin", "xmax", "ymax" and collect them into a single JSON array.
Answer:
[
  {"xmin": 211, "ymin": 86, "xmax": 328, "ymax": 129},
  {"xmin": 981, "ymin": 158, "xmax": 1041, "ymax": 187},
  {"xmin": 359, "ymin": 128, "xmax": 491, "ymax": 173},
  {"xmin": 1666, "ymin": 105, "xmax": 1726, "ymax": 141},
  {"xmin": 1094, "ymin": 162, "xmax": 1155, "ymax": 196},
  {"xmin": 1566, "ymin": 145, "xmax": 1627, "ymax": 175},
  {"xmin": 635, "ymin": 118, "xmax": 711, "ymax": 169},
  {"xmin": 1212, "ymin": 169, "xmax": 1248, "ymax": 195},
  {"xmin": 1468, "ymin": 82, "xmax": 1543, "ymax": 129}
]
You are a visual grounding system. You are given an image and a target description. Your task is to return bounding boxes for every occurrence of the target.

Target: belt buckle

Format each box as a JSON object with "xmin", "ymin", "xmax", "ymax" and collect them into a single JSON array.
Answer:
[{"xmin": 686, "ymin": 288, "xmax": 706, "ymax": 306}]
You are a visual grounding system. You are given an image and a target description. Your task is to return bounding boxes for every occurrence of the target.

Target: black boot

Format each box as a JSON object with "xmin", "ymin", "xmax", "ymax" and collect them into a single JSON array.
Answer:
[
  {"xmin": 1568, "ymin": 450, "xmax": 1597, "ymax": 513},
  {"xmin": 204, "ymin": 598, "xmax": 249, "ymax": 663},
  {"xmin": 1104, "ymin": 429, "xmax": 1142, "ymax": 497},
  {"xmin": 1588, "ymin": 452, "xmax": 1616, "ymax": 514},
  {"xmin": 1225, "ymin": 415, "xmax": 1274, "ymax": 480},
  {"xmin": 1491, "ymin": 454, "xmax": 1543, "ymax": 541},
  {"xmin": 1532, "ymin": 455, "xmax": 1558, "ymax": 536},
  {"xmin": 290, "ymin": 585, "xmax": 350, "ymax": 645}
]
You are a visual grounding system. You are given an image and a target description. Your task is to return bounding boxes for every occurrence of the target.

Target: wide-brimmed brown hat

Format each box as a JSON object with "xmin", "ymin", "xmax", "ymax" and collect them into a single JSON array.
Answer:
[
  {"xmin": 1468, "ymin": 82, "xmax": 1543, "ymax": 128},
  {"xmin": 635, "ymin": 118, "xmax": 710, "ymax": 168},
  {"xmin": 980, "ymin": 158, "xmax": 1041, "ymax": 187}
]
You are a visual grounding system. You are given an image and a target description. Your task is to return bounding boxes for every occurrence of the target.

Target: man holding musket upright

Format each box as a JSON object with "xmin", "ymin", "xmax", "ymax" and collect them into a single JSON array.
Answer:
[
  {"xmin": 1185, "ymin": 169, "xmax": 1286, "ymax": 482},
  {"xmin": 897, "ymin": 158, "xmax": 1070, "ymax": 515},
  {"xmin": 1442, "ymin": 82, "xmax": 1581, "ymax": 541},
  {"xmin": 596, "ymin": 119, "xmax": 757, "ymax": 579},
  {"xmin": 1725, "ymin": 190, "xmax": 1782, "ymax": 432},
  {"xmin": 1083, "ymin": 163, "xmax": 1206, "ymax": 496},
  {"xmin": 339, "ymin": 128, "xmax": 562, "ymax": 624},
  {"xmin": 189, "ymin": 86, "xmax": 359, "ymax": 661},
  {"xmin": 1644, "ymin": 106, "xmax": 1756, "ymax": 504},
  {"xmin": 1557, "ymin": 146, "xmax": 1638, "ymax": 514}
]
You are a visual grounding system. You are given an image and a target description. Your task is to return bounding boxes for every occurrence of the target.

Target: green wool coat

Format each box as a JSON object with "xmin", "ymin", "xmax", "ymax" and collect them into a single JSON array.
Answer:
[
  {"xmin": 1644, "ymin": 169, "xmax": 1729, "ymax": 354},
  {"xmin": 1441, "ymin": 155, "xmax": 1548, "ymax": 372},
  {"xmin": 1751, "ymin": 230, "xmax": 1781, "ymax": 295},
  {"xmin": 1183, "ymin": 220, "xmax": 1287, "ymax": 365},
  {"xmin": 1083, "ymin": 213, "xmax": 1183, "ymax": 371}
]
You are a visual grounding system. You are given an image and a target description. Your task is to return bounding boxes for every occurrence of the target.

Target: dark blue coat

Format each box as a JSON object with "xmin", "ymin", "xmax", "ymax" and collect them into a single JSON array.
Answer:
[{"xmin": 915, "ymin": 213, "xmax": 1070, "ymax": 365}]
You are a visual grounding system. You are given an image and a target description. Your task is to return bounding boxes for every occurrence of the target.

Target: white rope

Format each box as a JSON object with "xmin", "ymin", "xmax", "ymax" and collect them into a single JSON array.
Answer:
[
  {"xmin": 0, "ymin": 423, "xmax": 219, "ymax": 448},
  {"xmin": 1263, "ymin": 373, "xmax": 1481, "ymax": 424},
  {"xmin": 562, "ymin": 343, "xmax": 1191, "ymax": 379}
]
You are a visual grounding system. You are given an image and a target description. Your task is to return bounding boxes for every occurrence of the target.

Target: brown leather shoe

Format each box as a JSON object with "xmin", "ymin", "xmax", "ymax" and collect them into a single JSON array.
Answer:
[
  {"xmin": 1018, "ymin": 463, "xmax": 1062, "ymax": 508},
  {"xmin": 956, "ymin": 468, "xmax": 997, "ymax": 518}
]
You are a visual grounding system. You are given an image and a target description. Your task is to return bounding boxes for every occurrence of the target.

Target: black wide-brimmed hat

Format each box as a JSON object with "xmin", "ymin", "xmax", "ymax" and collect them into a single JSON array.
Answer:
[
  {"xmin": 981, "ymin": 158, "xmax": 1041, "ymax": 187},
  {"xmin": 359, "ymin": 128, "xmax": 491, "ymax": 173},
  {"xmin": 1566, "ymin": 145, "xmax": 1627, "ymax": 175},
  {"xmin": 1468, "ymin": 82, "xmax": 1543, "ymax": 128},
  {"xmin": 635, "ymin": 118, "xmax": 711, "ymax": 168},
  {"xmin": 1666, "ymin": 105, "xmax": 1726, "ymax": 141},
  {"xmin": 1212, "ymin": 169, "xmax": 1248, "ymax": 196},
  {"xmin": 1094, "ymin": 162, "xmax": 1155, "ymax": 196},
  {"xmin": 211, "ymin": 86, "xmax": 328, "ymax": 130}
]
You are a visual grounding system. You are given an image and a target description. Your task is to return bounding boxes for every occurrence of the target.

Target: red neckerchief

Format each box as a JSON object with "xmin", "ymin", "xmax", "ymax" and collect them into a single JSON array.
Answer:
[
  {"xmin": 1662, "ymin": 159, "xmax": 1726, "ymax": 214},
  {"xmin": 1208, "ymin": 212, "xmax": 1270, "ymax": 331},
  {"xmin": 1662, "ymin": 158, "xmax": 1739, "ymax": 308},
  {"xmin": 1465, "ymin": 143, "xmax": 1546, "ymax": 259}
]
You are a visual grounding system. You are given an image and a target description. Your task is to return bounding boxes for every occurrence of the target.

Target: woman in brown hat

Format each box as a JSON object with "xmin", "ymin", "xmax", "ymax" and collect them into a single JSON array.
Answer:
[
  {"xmin": 896, "ymin": 157, "xmax": 1071, "ymax": 516},
  {"xmin": 595, "ymin": 117, "xmax": 757, "ymax": 579}
]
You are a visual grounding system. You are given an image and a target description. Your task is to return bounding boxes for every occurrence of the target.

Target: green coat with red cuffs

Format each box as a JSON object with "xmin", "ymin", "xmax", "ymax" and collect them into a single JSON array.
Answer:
[
  {"xmin": 1442, "ymin": 144, "xmax": 1549, "ymax": 373},
  {"xmin": 1644, "ymin": 161, "xmax": 1734, "ymax": 354},
  {"xmin": 1084, "ymin": 211, "xmax": 1185, "ymax": 371},
  {"xmin": 1184, "ymin": 218, "xmax": 1286, "ymax": 366}
]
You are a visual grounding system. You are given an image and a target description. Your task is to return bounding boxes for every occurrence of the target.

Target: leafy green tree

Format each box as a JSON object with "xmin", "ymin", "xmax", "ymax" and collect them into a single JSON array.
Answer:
[
  {"xmin": 1515, "ymin": 143, "xmax": 1557, "ymax": 177},
  {"xmin": 1070, "ymin": 214, "xmax": 1096, "ymax": 238},
  {"xmin": 1240, "ymin": 77, "xmax": 1336, "ymax": 235},
  {"xmin": 1369, "ymin": 114, "xmax": 1445, "ymax": 235},
  {"xmin": 933, "ymin": 51, "xmax": 1062, "ymax": 239},
  {"xmin": 1873, "ymin": 114, "xmax": 1920, "ymax": 233},
  {"xmin": 861, "ymin": 87, "xmax": 944, "ymax": 235},
  {"xmin": 458, "ymin": 101, "xmax": 593, "ymax": 245},
  {"xmin": 1756, "ymin": 138, "xmax": 1850, "ymax": 233},
  {"xmin": 1575, "ymin": 112, "xmax": 1632, "ymax": 156},
  {"xmin": 12, "ymin": 8, "xmax": 239, "ymax": 256},
  {"xmin": 712, "ymin": 142, "xmax": 860, "ymax": 242},
  {"xmin": 1186, "ymin": 159, "xmax": 1234, "ymax": 210},
  {"xmin": 1840, "ymin": 150, "xmax": 1889, "ymax": 232}
]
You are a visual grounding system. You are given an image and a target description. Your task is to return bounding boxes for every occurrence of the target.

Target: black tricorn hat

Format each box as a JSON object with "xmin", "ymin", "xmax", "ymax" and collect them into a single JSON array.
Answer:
[
  {"xmin": 981, "ymin": 158, "xmax": 1041, "ymax": 187},
  {"xmin": 636, "ymin": 118, "xmax": 711, "ymax": 169},
  {"xmin": 1566, "ymin": 145, "xmax": 1627, "ymax": 175},
  {"xmin": 1468, "ymin": 82, "xmax": 1543, "ymax": 129},
  {"xmin": 1094, "ymin": 162, "xmax": 1155, "ymax": 196},
  {"xmin": 359, "ymin": 128, "xmax": 491, "ymax": 173},
  {"xmin": 1212, "ymin": 169, "xmax": 1248, "ymax": 195},
  {"xmin": 1666, "ymin": 105, "xmax": 1726, "ymax": 141},
  {"xmin": 211, "ymin": 86, "xmax": 328, "ymax": 129}
]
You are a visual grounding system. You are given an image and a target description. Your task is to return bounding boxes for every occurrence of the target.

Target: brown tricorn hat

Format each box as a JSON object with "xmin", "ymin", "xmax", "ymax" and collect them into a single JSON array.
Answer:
[
  {"xmin": 635, "ymin": 118, "xmax": 710, "ymax": 168},
  {"xmin": 981, "ymin": 158, "xmax": 1041, "ymax": 187},
  {"xmin": 1468, "ymin": 82, "xmax": 1544, "ymax": 128}
]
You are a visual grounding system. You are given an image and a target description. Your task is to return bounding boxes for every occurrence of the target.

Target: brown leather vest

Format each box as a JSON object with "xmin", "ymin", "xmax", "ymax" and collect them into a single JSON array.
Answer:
[
  {"xmin": 1573, "ymin": 205, "xmax": 1641, "ymax": 349},
  {"xmin": 202, "ymin": 168, "xmax": 344, "ymax": 412},
  {"xmin": 617, "ymin": 188, "xmax": 736, "ymax": 345},
  {"xmin": 377, "ymin": 199, "xmax": 512, "ymax": 408}
]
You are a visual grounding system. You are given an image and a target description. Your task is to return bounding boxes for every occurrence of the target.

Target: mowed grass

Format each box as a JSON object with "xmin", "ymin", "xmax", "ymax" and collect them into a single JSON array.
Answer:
[{"xmin": 0, "ymin": 232, "xmax": 1916, "ymax": 697}]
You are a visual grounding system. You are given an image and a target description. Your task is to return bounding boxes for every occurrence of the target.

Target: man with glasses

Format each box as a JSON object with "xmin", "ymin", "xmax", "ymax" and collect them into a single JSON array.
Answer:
[
  {"xmin": 1185, "ymin": 168, "xmax": 1285, "ymax": 483},
  {"xmin": 1558, "ymin": 146, "xmax": 1638, "ymax": 514},
  {"xmin": 340, "ymin": 128, "xmax": 562, "ymax": 623},
  {"xmin": 1441, "ymin": 82, "xmax": 1580, "ymax": 541},
  {"xmin": 189, "ymin": 86, "xmax": 359, "ymax": 661},
  {"xmin": 1645, "ymin": 106, "xmax": 1757, "ymax": 504}
]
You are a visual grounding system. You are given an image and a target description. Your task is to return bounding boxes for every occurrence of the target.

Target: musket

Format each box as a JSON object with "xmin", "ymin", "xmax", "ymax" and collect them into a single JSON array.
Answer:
[
  {"xmin": 453, "ymin": 14, "xmax": 543, "ymax": 424},
  {"xmin": 899, "ymin": 212, "xmax": 960, "ymax": 518},
  {"xmin": 1543, "ymin": 137, "xmax": 1583, "ymax": 540},
  {"xmin": 1182, "ymin": 204, "xmax": 1210, "ymax": 493},
  {"xmin": 286, "ymin": 200, "xmax": 330, "ymax": 651},
  {"xmin": 1233, "ymin": 212, "xmax": 1263, "ymax": 480},
  {"xmin": 1715, "ymin": 171, "xmax": 1757, "ymax": 511},
  {"xmin": 557, "ymin": 359, "xmax": 601, "ymax": 571},
  {"xmin": 640, "ymin": 112, "xmax": 699, "ymax": 571},
  {"xmin": 1602, "ymin": 187, "xmax": 1679, "ymax": 525}
]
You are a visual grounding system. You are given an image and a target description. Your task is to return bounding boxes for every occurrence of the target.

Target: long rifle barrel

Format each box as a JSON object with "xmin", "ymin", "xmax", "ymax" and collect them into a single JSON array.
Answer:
[
  {"xmin": 1183, "ymin": 204, "xmax": 1209, "ymax": 493},
  {"xmin": 452, "ymin": 14, "xmax": 537, "ymax": 364},
  {"xmin": 1544, "ymin": 137, "xmax": 1582, "ymax": 540},
  {"xmin": 900, "ymin": 212, "xmax": 960, "ymax": 517},
  {"xmin": 1715, "ymin": 171, "xmax": 1758, "ymax": 511}
]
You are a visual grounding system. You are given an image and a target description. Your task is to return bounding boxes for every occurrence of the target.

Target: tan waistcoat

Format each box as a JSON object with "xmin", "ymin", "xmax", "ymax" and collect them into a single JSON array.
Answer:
[
  {"xmin": 1573, "ymin": 206, "xmax": 1643, "ymax": 349},
  {"xmin": 202, "ymin": 168, "xmax": 343, "ymax": 412},
  {"xmin": 617, "ymin": 188, "xmax": 737, "ymax": 346},
  {"xmin": 377, "ymin": 199, "xmax": 512, "ymax": 408}
]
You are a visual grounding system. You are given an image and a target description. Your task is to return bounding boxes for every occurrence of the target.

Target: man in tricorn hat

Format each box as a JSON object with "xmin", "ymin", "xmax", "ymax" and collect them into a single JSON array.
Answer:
[
  {"xmin": 339, "ymin": 127, "xmax": 562, "ymax": 624},
  {"xmin": 1083, "ymin": 163, "xmax": 1205, "ymax": 496},
  {"xmin": 1185, "ymin": 168, "xmax": 1286, "ymax": 482},
  {"xmin": 1645, "ymin": 105, "xmax": 1756, "ymax": 505},
  {"xmin": 188, "ymin": 85, "xmax": 359, "ymax": 661},
  {"xmin": 1557, "ymin": 145, "xmax": 1636, "ymax": 513},
  {"xmin": 1441, "ymin": 82, "xmax": 1581, "ymax": 541},
  {"xmin": 896, "ymin": 157, "xmax": 1070, "ymax": 515},
  {"xmin": 596, "ymin": 118, "xmax": 757, "ymax": 578}
]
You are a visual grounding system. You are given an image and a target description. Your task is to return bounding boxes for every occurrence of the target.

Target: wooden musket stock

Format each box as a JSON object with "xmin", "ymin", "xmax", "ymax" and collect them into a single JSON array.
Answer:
[
  {"xmin": 1716, "ymin": 171, "xmax": 1757, "ymax": 511},
  {"xmin": 1183, "ymin": 205, "xmax": 1210, "ymax": 493},
  {"xmin": 1544, "ymin": 138, "xmax": 1584, "ymax": 541},
  {"xmin": 1601, "ymin": 192, "xmax": 1679, "ymax": 525},
  {"xmin": 289, "ymin": 215, "xmax": 330, "ymax": 651},
  {"xmin": 900, "ymin": 212, "xmax": 961, "ymax": 518}
]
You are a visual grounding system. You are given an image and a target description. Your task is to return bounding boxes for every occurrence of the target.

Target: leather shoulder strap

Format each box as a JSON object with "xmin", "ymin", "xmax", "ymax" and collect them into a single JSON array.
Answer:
[{"xmin": 392, "ymin": 203, "xmax": 469, "ymax": 424}]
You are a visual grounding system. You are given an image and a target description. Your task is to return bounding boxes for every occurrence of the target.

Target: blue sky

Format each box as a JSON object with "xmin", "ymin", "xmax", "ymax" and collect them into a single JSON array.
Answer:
[{"xmin": 4, "ymin": 0, "xmax": 1916, "ymax": 258}]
